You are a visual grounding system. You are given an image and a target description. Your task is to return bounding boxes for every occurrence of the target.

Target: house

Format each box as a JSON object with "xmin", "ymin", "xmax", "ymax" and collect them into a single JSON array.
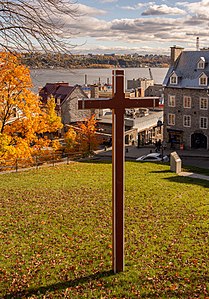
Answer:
[
  {"xmin": 39, "ymin": 83, "xmax": 92, "ymax": 126},
  {"xmin": 163, "ymin": 46, "xmax": 209, "ymax": 149}
]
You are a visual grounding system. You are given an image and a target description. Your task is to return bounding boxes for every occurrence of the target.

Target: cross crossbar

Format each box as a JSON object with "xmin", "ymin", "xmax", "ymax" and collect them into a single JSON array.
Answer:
[{"xmin": 78, "ymin": 97, "xmax": 159, "ymax": 110}]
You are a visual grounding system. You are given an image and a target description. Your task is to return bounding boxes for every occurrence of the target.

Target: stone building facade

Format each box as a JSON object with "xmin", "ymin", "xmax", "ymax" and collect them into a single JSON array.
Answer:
[
  {"xmin": 60, "ymin": 86, "xmax": 92, "ymax": 124},
  {"xmin": 39, "ymin": 83, "xmax": 92, "ymax": 125},
  {"xmin": 163, "ymin": 46, "xmax": 209, "ymax": 150}
]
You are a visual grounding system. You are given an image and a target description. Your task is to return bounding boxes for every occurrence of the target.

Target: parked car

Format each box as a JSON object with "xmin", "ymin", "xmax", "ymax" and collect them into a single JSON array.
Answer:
[{"xmin": 136, "ymin": 152, "xmax": 169, "ymax": 162}]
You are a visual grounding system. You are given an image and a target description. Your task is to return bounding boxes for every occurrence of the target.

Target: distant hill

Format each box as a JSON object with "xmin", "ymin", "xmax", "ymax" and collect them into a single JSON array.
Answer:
[{"xmin": 21, "ymin": 52, "xmax": 170, "ymax": 69}]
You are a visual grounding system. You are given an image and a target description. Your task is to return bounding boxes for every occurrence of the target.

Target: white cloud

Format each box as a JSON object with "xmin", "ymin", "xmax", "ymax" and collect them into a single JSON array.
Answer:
[
  {"xmin": 76, "ymin": 3, "xmax": 107, "ymax": 16},
  {"xmin": 57, "ymin": 0, "xmax": 209, "ymax": 54},
  {"xmin": 121, "ymin": 2, "xmax": 153, "ymax": 11},
  {"xmin": 66, "ymin": 13, "xmax": 208, "ymax": 45},
  {"xmin": 177, "ymin": 0, "xmax": 209, "ymax": 18},
  {"xmin": 141, "ymin": 4, "xmax": 186, "ymax": 16},
  {"xmin": 64, "ymin": 16, "xmax": 110, "ymax": 35}
]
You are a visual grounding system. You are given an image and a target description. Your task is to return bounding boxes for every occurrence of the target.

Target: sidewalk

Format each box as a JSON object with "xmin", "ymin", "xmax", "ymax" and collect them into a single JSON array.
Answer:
[
  {"xmin": 95, "ymin": 145, "xmax": 209, "ymax": 182},
  {"xmin": 179, "ymin": 171, "xmax": 209, "ymax": 181},
  {"xmin": 96, "ymin": 145, "xmax": 209, "ymax": 160}
]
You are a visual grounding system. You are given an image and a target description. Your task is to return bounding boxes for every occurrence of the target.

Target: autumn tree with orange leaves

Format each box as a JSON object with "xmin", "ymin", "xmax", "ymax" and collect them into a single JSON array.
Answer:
[
  {"xmin": 0, "ymin": 52, "xmax": 63, "ymax": 162},
  {"xmin": 64, "ymin": 115, "xmax": 102, "ymax": 156},
  {"xmin": 77, "ymin": 115, "xmax": 102, "ymax": 155}
]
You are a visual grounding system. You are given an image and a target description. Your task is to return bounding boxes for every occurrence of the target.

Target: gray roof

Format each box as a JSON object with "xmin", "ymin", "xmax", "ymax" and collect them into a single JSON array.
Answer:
[
  {"xmin": 97, "ymin": 110, "xmax": 163, "ymax": 132},
  {"xmin": 163, "ymin": 50, "xmax": 209, "ymax": 89}
]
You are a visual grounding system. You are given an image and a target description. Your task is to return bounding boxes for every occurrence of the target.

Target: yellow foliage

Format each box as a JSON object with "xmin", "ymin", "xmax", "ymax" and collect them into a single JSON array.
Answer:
[
  {"xmin": 44, "ymin": 96, "xmax": 63, "ymax": 132},
  {"xmin": 51, "ymin": 139, "xmax": 61, "ymax": 151},
  {"xmin": 77, "ymin": 114, "xmax": 102, "ymax": 154},
  {"xmin": 64, "ymin": 127, "xmax": 78, "ymax": 152},
  {"xmin": 0, "ymin": 51, "xmax": 63, "ymax": 163}
]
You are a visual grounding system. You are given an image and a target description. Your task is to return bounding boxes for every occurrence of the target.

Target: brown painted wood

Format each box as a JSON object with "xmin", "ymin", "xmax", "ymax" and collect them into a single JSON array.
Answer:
[
  {"xmin": 112, "ymin": 107, "xmax": 125, "ymax": 272},
  {"xmin": 78, "ymin": 70, "xmax": 159, "ymax": 273},
  {"xmin": 78, "ymin": 97, "xmax": 159, "ymax": 110}
]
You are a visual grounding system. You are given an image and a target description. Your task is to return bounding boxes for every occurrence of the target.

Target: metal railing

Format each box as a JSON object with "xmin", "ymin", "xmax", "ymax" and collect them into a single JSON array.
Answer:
[{"xmin": 0, "ymin": 152, "xmax": 83, "ymax": 173}]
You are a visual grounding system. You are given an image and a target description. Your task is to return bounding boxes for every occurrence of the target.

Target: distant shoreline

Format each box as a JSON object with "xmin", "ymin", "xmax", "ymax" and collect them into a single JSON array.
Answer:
[{"xmin": 29, "ymin": 66, "xmax": 168, "ymax": 70}]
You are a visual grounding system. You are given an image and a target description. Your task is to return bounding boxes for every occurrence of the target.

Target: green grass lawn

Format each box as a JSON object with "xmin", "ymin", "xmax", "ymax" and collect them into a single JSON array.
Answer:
[{"xmin": 0, "ymin": 161, "xmax": 209, "ymax": 298}]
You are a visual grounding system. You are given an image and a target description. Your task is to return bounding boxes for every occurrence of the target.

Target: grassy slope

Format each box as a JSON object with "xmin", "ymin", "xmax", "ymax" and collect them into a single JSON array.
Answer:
[{"xmin": 0, "ymin": 161, "xmax": 209, "ymax": 298}]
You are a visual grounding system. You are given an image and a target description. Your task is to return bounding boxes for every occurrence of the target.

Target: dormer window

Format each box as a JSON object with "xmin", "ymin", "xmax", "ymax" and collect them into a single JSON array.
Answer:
[
  {"xmin": 170, "ymin": 72, "xmax": 178, "ymax": 85},
  {"xmin": 199, "ymin": 73, "xmax": 208, "ymax": 86},
  {"xmin": 197, "ymin": 57, "xmax": 205, "ymax": 69}
]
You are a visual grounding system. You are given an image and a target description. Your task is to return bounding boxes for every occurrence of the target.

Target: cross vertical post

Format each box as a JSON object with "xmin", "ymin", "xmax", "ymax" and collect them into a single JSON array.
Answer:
[
  {"xmin": 78, "ymin": 70, "xmax": 159, "ymax": 274},
  {"xmin": 112, "ymin": 70, "xmax": 125, "ymax": 273}
]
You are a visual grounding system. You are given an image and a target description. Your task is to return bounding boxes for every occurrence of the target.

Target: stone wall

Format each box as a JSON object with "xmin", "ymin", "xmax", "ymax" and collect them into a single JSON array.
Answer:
[
  {"xmin": 164, "ymin": 87, "xmax": 209, "ymax": 149},
  {"xmin": 61, "ymin": 88, "xmax": 91, "ymax": 124}
]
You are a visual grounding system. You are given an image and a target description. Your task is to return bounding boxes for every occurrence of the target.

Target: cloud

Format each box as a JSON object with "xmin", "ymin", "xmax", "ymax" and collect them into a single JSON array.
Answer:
[
  {"xmin": 110, "ymin": 17, "xmax": 179, "ymax": 35},
  {"xmin": 141, "ymin": 4, "xmax": 186, "ymax": 16},
  {"xmin": 121, "ymin": 2, "xmax": 153, "ymax": 11},
  {"xmin": 76, "ymin": 3, "xmax": 107, "ymax": 16},
  {"xmin": 177, "ymin": 0, "xmax": 209, "ymax": 18},
  {"xmin": 66, "ymin": 13, "xmax": 208, "ymax": 45},
  {"xmin": 71, "ymin": 44, "xmax": 169, "ymax": 55},
  {"xmin": 64, "ymin": 16, "xmax": 110, "ymax": 35},
  {"xmin": 57, "ymin": 0, "xmax": 209, "ymax": 54}
]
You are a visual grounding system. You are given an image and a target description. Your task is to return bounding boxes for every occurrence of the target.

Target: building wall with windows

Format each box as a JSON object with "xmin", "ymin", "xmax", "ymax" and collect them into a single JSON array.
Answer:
[
  {"xmin": 163, "ymin": 46, "xmax": 209, "ymax": 150},
  {"xmin": 164, "ymin": 87, "xmax": 209, "ymax": 149}
]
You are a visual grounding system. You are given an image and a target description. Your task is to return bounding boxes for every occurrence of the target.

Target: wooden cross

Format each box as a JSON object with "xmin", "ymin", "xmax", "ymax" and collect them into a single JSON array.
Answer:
[{"xmin": 78, "ymin": 70, "xmax": 159, "ymax": 273}]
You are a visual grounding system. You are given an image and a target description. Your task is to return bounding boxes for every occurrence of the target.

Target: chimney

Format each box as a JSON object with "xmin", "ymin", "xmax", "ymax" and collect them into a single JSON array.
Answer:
[
  {"xmin": 90, "ymin": 85, "xmax": 99, "ymax": 98},
  {"xmin": 196, "ymin": 37, "xmax": 199, "ymax": 51},
  {"xmin": 84, "ymin": 74, "xmax": 87, "ymax": 85},
  {"xmin": 170, "ymin": 45, "xmax": 184, "ymax": 66}
]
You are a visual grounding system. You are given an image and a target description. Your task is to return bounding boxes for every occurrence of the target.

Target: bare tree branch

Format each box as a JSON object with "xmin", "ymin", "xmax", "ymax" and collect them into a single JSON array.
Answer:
[{"xmin": 0, "ymin": 0, "xmax": 79, "ymax": 53}]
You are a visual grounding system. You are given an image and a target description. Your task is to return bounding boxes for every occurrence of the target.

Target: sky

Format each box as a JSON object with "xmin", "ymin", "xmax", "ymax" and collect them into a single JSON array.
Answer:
[{"xmin": 64, "ymin": 0, "xmax": 209, "ymax": 55}]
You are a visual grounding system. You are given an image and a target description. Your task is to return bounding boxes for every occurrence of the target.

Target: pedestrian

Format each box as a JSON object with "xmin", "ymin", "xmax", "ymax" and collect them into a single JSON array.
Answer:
[
  {"xmin": 155, "ymin": 140, "xmax": 158, "ymax": 152},
  {"xmin": 157, "ymin": 139, "xmax": 162, "ymax": 151}
]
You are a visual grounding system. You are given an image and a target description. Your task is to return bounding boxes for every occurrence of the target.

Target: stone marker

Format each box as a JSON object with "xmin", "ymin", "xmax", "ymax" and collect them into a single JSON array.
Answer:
[{"xmin": 170, "ymin": 151, "xmax": 182, "ymax": 174}]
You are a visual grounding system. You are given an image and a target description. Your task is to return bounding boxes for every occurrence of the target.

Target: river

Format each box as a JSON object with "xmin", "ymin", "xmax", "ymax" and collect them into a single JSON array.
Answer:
[{"xmin": 30, "ymin": 67, "xmax": 168, "ymax": 93}]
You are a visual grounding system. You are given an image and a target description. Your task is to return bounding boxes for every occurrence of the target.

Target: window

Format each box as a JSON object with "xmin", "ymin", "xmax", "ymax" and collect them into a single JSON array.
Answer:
[
  {"xmin": 200, "ymin": 117, "xmax": 208, "ymax": 129},
  {"xmin": 183, "ymin": 96, "xmax": 191, "ymax": 108},
  {"xmin": 168, "ymin": 95, "xmax": 176, "ymax": 107},
  {"xmin": 183, "ymin": 115, "xmax": 191, "ymax": 127},
  {"xmin": 199, "ymin": 74, "xmax": 207, "ymax": 86},
  {"xmin": 168, "ymin": 114, "xmax": 175, "ymax": 125},
  {"xmin": 170, "ymin": 75, "xmax": 177, "ymax": 84},
  {"xmin": 197, "ymin": 58, "xmax": 205, "ymax": 69},
  {"xmin": 198, "ymin": 62, "xmax": 204, "ymax": 69},
  {"xmin": 200, "ymin": 97, "xmax": 208, "ymax": 110}
]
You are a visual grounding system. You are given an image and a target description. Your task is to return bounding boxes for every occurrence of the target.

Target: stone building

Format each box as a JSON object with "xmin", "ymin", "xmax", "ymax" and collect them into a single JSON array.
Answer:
[
  {"xmin": 127, "ymin": 77, "xmax": 154, "ymax": 92},
  {"xmin": 39, "ymin": 83, "xmax": 92, "ymax": 125},
  {"xmin": 145, "ymin": 84, "xmax": 164, "ymax": 98},
  {"xmin": 163, "ymin": 46, "xmax": 209, "ymax": 149}
]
